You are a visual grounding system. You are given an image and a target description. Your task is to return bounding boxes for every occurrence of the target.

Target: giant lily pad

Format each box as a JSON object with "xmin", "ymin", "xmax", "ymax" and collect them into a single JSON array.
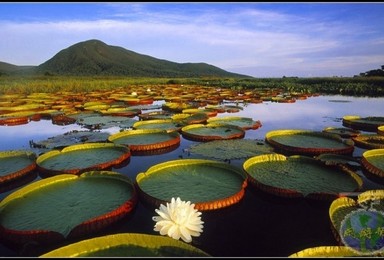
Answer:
[
  {"xmin": 189, "ymin": 139, "xmax": 274, "ymax": 160},
  {"xmin": 342, "ymin": 115, "xmax": 384, "ymax": 132},
  {"xmin": 322, "ymin": 127, "xmax": 361, "ymax": 138},
  {"xmin": 181, "ymin": 123, "xmax": 245, "ymax": 142},
  {"xmin": 265, "ymin": 129, "xmax": 355, "ymax": 156},
  {"xmin": 133, "ymin": 119, "xmax": 182, "ymax": 132},
  {"xmin": 36, "ymin": 143, "xmax": 131, "ymax": 176},
  {"xmin": 76, "ymin": 115, "xmax": 137, "ymax": 130},
  {"xmin": 39, "ymin": 233, "xmax": 210, "ymax": 257},
  {"xmin": 30, "ymin": 130, "xmax": 110, "ymax": 150},
  {"xmin": 136, "ymin": 159, "xmax": 248, "ymax": 211},
  {"xmin": 361, "ymin": 148, "xmax": 384, "ymax": 179},
  {"xmin": 207, "ymin": 116, "xmax": 262, "ymax": 130},
  {"xmin": 352, "ymin": 134, "xmax": 384, "ymax": 149},
  {"xmin": 329, "ymin": 190, "xmax": 384, "ymax": 256},
  {"xmin": 289, "ymin": 246, "xmax": 361, "ymax": 257},
  {"xmin": 108, "ymin": 129, "xmax": 180, "ymax": 154},
  {"xmin": 378, "ymin": 126, "xmax": 384, "ymax": 136},
  {"xmin": 0, "ymin": 171, "xmax": 138, "ymax": 246},
  {"xmin": 0, "ymin": 150, "xmax": 37, "ymax": 186},
  {"xmin": 243, "ymin": 153, "xmax": 363, "ymax": 200}
]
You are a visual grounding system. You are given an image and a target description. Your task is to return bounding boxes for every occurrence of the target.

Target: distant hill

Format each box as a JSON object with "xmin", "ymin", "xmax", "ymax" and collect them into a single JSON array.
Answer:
[{"xmin": 0, "ymin": 39, "xmax": 251, "ymax": 78}]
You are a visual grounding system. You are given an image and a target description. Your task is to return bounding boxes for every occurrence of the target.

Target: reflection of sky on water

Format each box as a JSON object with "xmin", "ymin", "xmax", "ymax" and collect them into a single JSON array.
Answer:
[{"xmin": 1, "ymin": 95, "xmax": 384, "ymax": 152}]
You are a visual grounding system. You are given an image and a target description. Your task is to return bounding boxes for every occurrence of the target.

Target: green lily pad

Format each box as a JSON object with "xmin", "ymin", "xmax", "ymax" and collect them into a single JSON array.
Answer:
[
  {"xmin": 181, "ymin": 123, "xmax": 245, "ymax": 142},
  {"xmin": 76, "ymin": 115, "xmax": 137, "ymax": 130},
  {"xmin": 36, "ymin": 143, "xmax": 131, "ymax": 176},
  {"xmin": 322, "ymin": 127, "xmax": 361, "ymax": 138},
  {"xmin": 315, "ymin": 153, "xmax": 361, "ymax": 170},
  {"xmin": 0, "ymin": 150, "xmax": 37, "ymax": 185},
  {"xmin": 189, "ymin": 139, "xmax": 274, "ymax": 160},
  {"xmin": 243, "ymin": 153, "xmax": 363, "ymax": 199},
  {"xmin": 342, "ymin": 115, "xmax": 384, "ymax": 132},
  {"xmin": 265, "ymin": 129, "xmax": 355, "ymax": 156},
  {"xmin": 30, "ymin": 130, "xmax": 110, "ymax": 149},
  {"xmin": 136, "ymin": 159, "xmax": 248, "ymax": 211},
  {"xmin": 361, "ymin": 148, "xmax": 384, "ymax": 179},
  {"xmin": 207, "ymin": 116, "xmax": 262, "ymax": 130},
  {"xmin": 39, "ymin": 233, "xmax": 210, "ymax": 257},
  {"xmin": 0, "ymin": 171, "xmax": 138, "ymax": 245},
  {"xmin": 108, "ymin": 129, "xmax": 180, "ymax": 154},
  {"xmin": 133, "ymin": 119, "xmax": 182, "ymax": 132},
  {"xmin": 352, "ymin": 134, "xmax": 384, "ymax": 149}
]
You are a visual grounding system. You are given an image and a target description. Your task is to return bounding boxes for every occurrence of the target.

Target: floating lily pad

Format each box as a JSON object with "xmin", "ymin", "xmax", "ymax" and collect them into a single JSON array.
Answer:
[
  {"xmin": 30, "ymin": 130, "xmax": 110, "ymax": 150},
  {"xmin": 138, "ymin": 111, "xmax": 175, "ymax": 120},
  {"xmin": 189, "ymin": 139, "xmax": 274, "ymax": 160},
  {"xmin": 352, "ymin": 134, "xmax": 384, "ymax": 149},
  {"xmin": 361, "ymin": 148, "xmax": 384, "ymax": 179},
  {"xmin": 133, "ymin": 119, "xmax": 182, "ymax": 132},
  {"xmin": 322, "ymin": 127, "xmax": 361, "ymax": 138},
  {"xmin": 315, "ymin": 153, "xmax": 361, "ymax": 170},
  {"xmin": 76, "ymin": 114, "xmax": 137, "ymax": 130},
  {"xmin": 342, "ymin": 115, "xmax": 384, "ymax": 132},
  {"xmin": 39, "ymin": 233, "xmax": 210, "ymax": 257},
  {"xmin": 136, "ymin": 159, "xmax": 248, "ymax": 211},
  {"xmin": 265, "ymin": 129, "xmax": 355, "ymax": 156},
  {"xmin": 378, "ymin": 126, "xmax": 384, "ymax": 136},
  {"xmin": 108, "ymin": 129, "xmax": 180, "ymax": 154},
  {"xmin": 243, "ymin": 153, "xmax": 363, "ymax": 200},
  {"xmin": 0, "ymin": 171, "xmax": 138, "ymax": 246},
  {"xmin": 36, "ymin": 143, "xmax": 131, "ymax": 176},
  {"xmin": 207, "ymin": 116, "xmax": 262, "ymax": 130},
  {"xmin": 289, "ymin": 246, "xmax": 360, "ymax": 257},
  {"xmin": 181, "ymin": 123, "xmax": 245, "ymax": 142},
  {"xmin": 0, "ymin": 150, "xmax": 37, "ymax": 186}
]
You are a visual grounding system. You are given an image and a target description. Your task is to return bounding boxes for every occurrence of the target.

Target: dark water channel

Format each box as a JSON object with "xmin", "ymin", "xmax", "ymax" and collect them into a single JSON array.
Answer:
[{"xmin": 1, "ymin": 94, "xmax": 384, "ymax": 257}]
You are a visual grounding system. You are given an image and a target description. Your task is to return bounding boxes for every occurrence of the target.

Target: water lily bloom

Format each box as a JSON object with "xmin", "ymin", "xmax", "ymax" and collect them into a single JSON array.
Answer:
[{"xmin": 152, "ymin": 197, "xmax": 204, "ymax": 243}]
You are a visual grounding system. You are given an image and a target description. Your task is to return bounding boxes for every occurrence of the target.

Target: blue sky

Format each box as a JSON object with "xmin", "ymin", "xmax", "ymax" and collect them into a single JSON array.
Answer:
[{"xmin": 1, "ymin": 2, "xmax": 383, "ymax": 77}]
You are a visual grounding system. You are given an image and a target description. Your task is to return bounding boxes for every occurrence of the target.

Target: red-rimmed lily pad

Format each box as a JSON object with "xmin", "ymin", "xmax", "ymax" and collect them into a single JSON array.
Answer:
[
  {"xmin": 39, "ymin": 233, "xmax": 210, "ymax": 257},
  {"xmin": 322, "ymin": 127, "xmax": 361, "ymax": 138},
  {"xmin": 36, "ymin": 143, "xmax": 131, "ymax": 176},
  {"xmin": 352, "ymin": 134, "xmax": 384, "ymax": 149},
  {"xmin": 108, "ymin": 129, "xmax": 180, "ymax": 154},
  {"xmin": 0, "ymin": 150, "xmax": 37, "ymax": 186},
  {"xmin": 135, "ymin": 159, "xmax": 248, "ymax": 211},
  {"xmin": 181, "ymin": 123, "xmax": 245, "ymax": 142},
  {"xmin": 133, "ymin": 119, "xmax": 182, "ymax": 132},
  {"xmin": 342, "ymin": 115, "xmax": 384, "ymax": 132},
  {"xmin": 0, "ymin": 171, "xmax": 138, "ymax": 246},
  {"xmin": 207, "ymin": 116, "xmax": 262, "ymax": 130},
  {"xmin": 243, "ymin": 153, "xmax": 363, "ymax": 200},
  {"xmin": 265, "ymin": 129, "xmax": 355, "ymax": 156},
  {"xmin": 361, "ymin": 148, "xmax": 384, "ymax": 180}
]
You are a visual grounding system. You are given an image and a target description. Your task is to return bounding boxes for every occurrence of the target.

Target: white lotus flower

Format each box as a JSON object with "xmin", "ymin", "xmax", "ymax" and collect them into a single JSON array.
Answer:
[{"xmin": 152, "ymin": 197, "xmax": 204, "ymax": 243}]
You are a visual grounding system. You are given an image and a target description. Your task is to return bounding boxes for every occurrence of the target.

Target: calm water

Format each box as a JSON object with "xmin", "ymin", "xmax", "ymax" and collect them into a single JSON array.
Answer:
[{"xmin": 1, "ymin": 94, "xmax": 384, "ymax": 257}]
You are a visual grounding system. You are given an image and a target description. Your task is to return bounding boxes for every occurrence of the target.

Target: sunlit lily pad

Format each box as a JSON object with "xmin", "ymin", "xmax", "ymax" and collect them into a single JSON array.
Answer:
[
  {"xmin": 342, "ymin": 115, "xmax": 384, "ymax": 132},
  {"xmin": 36, "ymin": 143, "xmax": 131, "ymax": 176},
  {"xmin": 108, "ymin": 129, "xmax": 180, "ymax": 154},
  {"xmin": 30, "ymin": 130, "xmax": 110, "ymax": 149},
  {"xmin": 0, "ymin": 150, "xmax": 37, "ymax": 186},
  {"xmin": 322, "ymin": 127, "xmax": 361, "ymax": 138},
  {"xmin": 133, "ymin": 119, "xmax": 182, "ymax": 132},
  {"xmin": 361, "ymin": 148, "xmax": 384, "ymax": 179},
  {"xmin": 289, "ymin": 246, "xmax": 360, "ymax": 257},
  {"xmin": 0, "ymin": 171, "xmax": 138, "ymax": 246},
  {"xmin": 243, "ymin": 153, "xmax": 362, "ymax": 200},
  {"xmin": 378, "ymin": 126, "xmax": 384, "ymax": 136},
  {"xmin": 265, "ymin": 129, "xmax": 355, "ymax": 156},
  {"xmin": 207, "ymin": 116, "xmax": 262, "ymax": 130},
  {"xmin": 136, "ymin": 159, "xmax": 248, "ymax": 211},
  {"xmin": 352, "ymin": 134, "xmax": 384, "ymax": 149},
  {"xmin": 39, "ymin": 233, "xmax": 210, "ymax": 257},
  {"xmin": 181, "ymin": 123, "xmax": 245, "ymax": 142},
  {"xmin": 189, "ymin": 139, "xmax": 274, "ymax": 160}
]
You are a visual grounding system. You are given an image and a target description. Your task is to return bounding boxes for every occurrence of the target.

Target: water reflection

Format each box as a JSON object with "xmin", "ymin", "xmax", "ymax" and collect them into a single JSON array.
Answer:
[{"xmin": 1, "ymin": 94, "xmax": 384, "ymax": 257}]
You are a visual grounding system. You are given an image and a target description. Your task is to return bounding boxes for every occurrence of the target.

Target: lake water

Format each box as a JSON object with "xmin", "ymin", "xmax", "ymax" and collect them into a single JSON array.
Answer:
[{"xmin": 1, "ymin": 94, "xmax": 384, "ymax": 257}]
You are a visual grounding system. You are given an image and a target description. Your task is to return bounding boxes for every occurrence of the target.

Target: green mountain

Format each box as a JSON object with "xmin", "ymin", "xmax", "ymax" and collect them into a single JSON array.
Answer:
[{"xmin": 0, "ymin": 39, "xmax": 251, "ymax": 78}]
